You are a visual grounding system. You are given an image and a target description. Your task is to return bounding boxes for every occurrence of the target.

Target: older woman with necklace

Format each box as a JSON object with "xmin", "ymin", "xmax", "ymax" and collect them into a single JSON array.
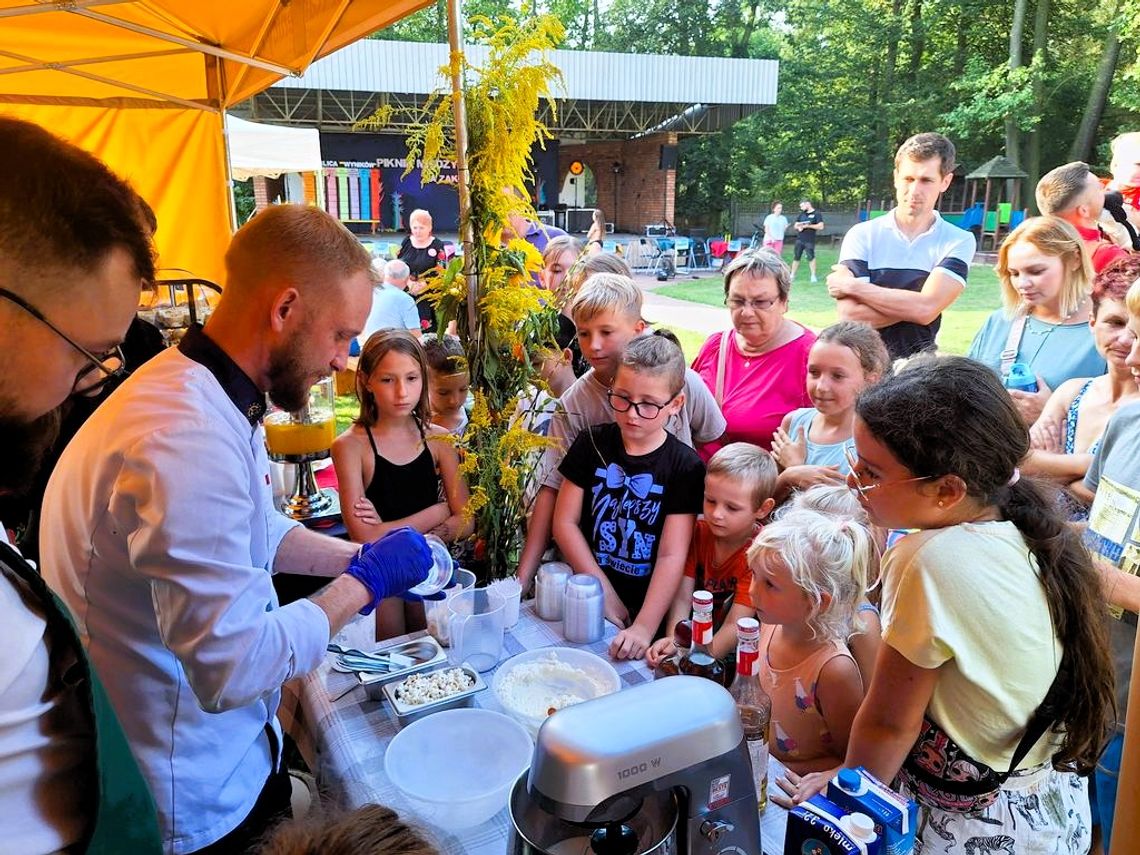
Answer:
[
  {"xmin": 692, "ymin": 250, "xmax": 816, "ymax": 459},
  {"xmin": 967, "ymin": 216, "xmax": 1105, "ymax": 425},
  {"xmin": 1023, "ymin": 255, "xmax": 1140, "ymax": 516}
]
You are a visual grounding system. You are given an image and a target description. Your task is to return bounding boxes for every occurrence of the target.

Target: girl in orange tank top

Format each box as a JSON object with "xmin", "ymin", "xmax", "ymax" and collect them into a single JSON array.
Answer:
[{"xmin": 747, "ymin": 508, "xmax": 876, "ymax": 774}]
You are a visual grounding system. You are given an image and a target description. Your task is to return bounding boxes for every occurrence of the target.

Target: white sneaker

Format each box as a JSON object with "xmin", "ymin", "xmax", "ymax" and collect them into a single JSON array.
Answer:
[{"xmin": 810, "ymin": 275, "xmax": 818, "ymax": 283}]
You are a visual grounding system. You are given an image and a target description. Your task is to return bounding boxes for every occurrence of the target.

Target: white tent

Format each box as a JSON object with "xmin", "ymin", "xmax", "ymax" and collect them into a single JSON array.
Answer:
[{"xmin": 225, "ymin": 114, "xmax": 322, "ymax": 181}]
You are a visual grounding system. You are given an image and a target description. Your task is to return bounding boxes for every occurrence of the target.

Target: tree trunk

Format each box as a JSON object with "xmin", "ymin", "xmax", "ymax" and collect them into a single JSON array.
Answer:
[
  {"xmin": 733, "ymin": 0, "xmax": 762, "ymax": 58},
  {"xmin": 1025, "ymin": 0, "xmax": 1052, "ymax": 213},
  {"xmin": 867, "ymin": 56, "xmax": 881, "ymax": 200},
  {"xmin": 1005, "ymin": 0, "xmax": 1028, "ymax": 169},
  {"xmin": 872, "ymin": 0, "xmax": 903, "ymax": 198},
  {"xmin": 907, "ymin": 0, "xmax": 924, "ymax": 86},
  {"xmin": 1069, "ymin": 0, "xmax": 1123, "ymax": 162},
  {"xmin": 953, "ymin": 1, "xmax": 968, "ymax": 77}
]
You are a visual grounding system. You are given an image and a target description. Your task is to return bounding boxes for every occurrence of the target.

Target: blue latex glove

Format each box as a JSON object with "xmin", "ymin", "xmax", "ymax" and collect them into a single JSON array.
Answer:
[{"xmin": 345, "ymin": 527, "xmax": 433, "ymax": 615}]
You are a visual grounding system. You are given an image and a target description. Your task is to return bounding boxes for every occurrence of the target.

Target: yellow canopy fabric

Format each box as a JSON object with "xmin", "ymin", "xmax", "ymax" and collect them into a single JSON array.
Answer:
[{"xmin": 0, "ymin": 0, "xmax": 430, "ymax": 283}]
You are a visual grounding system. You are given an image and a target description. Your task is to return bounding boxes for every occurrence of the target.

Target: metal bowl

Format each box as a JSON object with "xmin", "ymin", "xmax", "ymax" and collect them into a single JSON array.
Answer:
[{"xmin": 381, "ymin": 663, "xmax": 487, "ymax": 727}]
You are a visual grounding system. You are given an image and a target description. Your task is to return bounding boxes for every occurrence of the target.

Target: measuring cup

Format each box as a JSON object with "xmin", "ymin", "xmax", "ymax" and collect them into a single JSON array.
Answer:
[{"xmin": 448, "ymin": 587, "xmax": 505, "ymax": 672}]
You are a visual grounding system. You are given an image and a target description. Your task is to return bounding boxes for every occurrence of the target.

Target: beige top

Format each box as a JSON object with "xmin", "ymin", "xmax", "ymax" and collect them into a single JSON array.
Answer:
[{"xmin": 882, "ymin": 522, "xmax": 1062, "ymax": 769}]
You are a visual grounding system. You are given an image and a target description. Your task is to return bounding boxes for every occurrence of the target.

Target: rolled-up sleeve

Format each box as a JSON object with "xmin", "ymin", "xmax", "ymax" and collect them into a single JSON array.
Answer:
[{"xmin": 112, "ymin": 425, "xmax": 328, "ymax": 713}]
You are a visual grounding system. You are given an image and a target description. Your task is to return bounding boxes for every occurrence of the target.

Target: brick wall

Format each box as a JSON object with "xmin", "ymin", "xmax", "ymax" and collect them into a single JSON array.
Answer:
[
  {"xmin": 557, "ymin": 132, "xmax": 678, "ymax": 233},
  {"xmin": 251, "ymin": 175, "xmax": 286, "ymax": 212}
]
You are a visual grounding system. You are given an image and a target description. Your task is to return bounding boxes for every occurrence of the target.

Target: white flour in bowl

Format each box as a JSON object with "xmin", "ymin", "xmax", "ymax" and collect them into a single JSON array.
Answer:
[{"xmin": 496, "ymin": 652, "xmax": 610, "ymax": 719}]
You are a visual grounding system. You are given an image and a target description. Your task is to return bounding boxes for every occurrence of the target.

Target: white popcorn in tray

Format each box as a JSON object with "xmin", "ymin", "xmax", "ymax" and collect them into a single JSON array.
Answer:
[{"xmin": 395, "ymin": 667, "xmax": 475, "ymax": 706}]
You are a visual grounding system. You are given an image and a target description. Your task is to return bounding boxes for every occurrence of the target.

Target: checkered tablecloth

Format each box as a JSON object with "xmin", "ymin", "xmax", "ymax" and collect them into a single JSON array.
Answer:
[{"xmin": 281, "ymin": 600, "xmax": 789, "ymax": 854}]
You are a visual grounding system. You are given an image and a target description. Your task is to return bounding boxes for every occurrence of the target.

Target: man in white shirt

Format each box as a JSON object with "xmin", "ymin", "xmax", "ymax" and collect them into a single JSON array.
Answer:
[
  {"xmin": 359, "ymin": 257, "xmax": 422, "ymax": 347},
  {"xmin": 40, "ymin": 204, "xmax": 432, "ymax": 854},
  {"xmin": 0, "ymin": 117, "xmax": 163, "ymax": 853},
  {"xmin": 827, "ymin": 132, "xmax": 976, "ymax": 360}
]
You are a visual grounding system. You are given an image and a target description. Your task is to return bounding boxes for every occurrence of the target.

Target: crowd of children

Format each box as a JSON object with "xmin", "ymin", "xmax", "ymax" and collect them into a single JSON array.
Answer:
[{"xmin": 340, "ymin": 241, "xmax": 1129, "ymax": 855}]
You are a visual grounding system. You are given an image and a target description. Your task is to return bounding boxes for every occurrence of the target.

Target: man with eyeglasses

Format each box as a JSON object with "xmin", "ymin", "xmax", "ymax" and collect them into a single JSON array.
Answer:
[{"xmin": 0, "ymin": 116, "xmax": 163, "ymax": 853}]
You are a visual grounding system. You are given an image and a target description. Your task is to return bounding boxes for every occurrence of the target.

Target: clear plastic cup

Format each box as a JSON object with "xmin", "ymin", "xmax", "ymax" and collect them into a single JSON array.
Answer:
[{"xmin": 408, "ymin": 534, "xmax": 455, "ymax": 597}]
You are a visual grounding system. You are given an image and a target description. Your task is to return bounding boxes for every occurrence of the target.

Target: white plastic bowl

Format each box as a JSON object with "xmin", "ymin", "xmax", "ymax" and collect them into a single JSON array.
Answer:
[
  {"xmin": 492, "ymin": 647, "xmax": 622, "ymax": 737},
  {"xmin": 384, "ymin": 707, "xmax": 532, "ymax": 829}
]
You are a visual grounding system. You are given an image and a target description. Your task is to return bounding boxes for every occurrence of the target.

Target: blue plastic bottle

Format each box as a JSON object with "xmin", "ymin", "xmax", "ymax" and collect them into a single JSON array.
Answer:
[{"xmin": 1003, "ymin": 362, "xmax": 1038, "ymax": 393}]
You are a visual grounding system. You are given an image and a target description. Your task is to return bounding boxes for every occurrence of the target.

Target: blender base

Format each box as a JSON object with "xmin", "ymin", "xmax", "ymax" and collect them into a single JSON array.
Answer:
[{"xmin": 280, "ymin": 487, "xmax": 342, "ymax": 525}]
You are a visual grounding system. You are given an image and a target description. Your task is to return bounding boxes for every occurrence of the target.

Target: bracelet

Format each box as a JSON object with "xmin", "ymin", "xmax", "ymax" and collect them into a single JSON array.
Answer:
[{"xmin": 588, "ymin": 239, "xmax": 603, "ymax": 246}]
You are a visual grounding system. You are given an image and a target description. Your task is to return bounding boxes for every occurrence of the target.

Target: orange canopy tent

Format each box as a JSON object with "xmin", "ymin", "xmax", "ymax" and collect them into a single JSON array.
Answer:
[{"xmin": 0, "ymin": 0, "xmax": 431, "ymax": 283}]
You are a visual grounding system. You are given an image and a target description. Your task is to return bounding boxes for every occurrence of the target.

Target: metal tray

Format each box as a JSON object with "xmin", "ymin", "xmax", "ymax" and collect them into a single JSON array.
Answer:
[
  {"xmin": 380, "ymin": 664, "xmax": 486, "ymax": 726},
  {"xmin": 356, "ymin": 636, "xmax": 449, "ymax": 698}
]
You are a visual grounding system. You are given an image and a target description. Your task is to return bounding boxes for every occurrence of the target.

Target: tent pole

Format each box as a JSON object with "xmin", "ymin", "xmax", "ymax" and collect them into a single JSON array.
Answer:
[{"xmin": 446, "ymin": 0, "xmax": 477, "ymax": 335}]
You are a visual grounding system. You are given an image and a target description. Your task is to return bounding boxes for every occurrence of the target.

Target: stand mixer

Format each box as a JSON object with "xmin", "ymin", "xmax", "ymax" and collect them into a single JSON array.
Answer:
[
  {"xmin": 508, "ymin": 676, "xmax": 762, "ymax": 855},
  {"xmin": 264, "ymin": 376, "xmax": 340, "ymax": 523}
]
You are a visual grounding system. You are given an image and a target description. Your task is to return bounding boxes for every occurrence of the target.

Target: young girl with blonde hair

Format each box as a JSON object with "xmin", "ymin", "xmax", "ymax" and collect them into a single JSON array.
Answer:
[{"xmin": 748, "ymin": 508, "xmax": 874, "ymax": 774}]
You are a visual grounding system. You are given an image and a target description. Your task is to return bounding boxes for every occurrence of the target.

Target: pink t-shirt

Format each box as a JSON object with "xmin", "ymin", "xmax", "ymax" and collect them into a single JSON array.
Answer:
[{"xmin": 691, "ymin": 325, "xmax": 815, "ymax": 459}]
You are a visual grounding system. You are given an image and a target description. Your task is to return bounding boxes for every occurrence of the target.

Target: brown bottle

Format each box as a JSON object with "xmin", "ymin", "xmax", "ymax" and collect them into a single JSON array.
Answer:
[
  {"xmin": 653, "ymin": 619, "xmax": 692, "ymax": 679},
  {"xmin": 679, "ymin": 590, "xmax": 725, "ymax": 685}
]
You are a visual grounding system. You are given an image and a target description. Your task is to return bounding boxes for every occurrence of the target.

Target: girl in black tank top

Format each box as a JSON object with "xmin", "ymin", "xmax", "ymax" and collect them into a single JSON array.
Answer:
[{"xmin": 331, "ymin": 331, "xmax": 473, "ymax": 639}]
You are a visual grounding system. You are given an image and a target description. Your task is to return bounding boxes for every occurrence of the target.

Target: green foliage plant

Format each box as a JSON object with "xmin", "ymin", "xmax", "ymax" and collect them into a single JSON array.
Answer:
[{"xmin": 405, "ymin": 14, "xmax": 566, "ymax": 578}]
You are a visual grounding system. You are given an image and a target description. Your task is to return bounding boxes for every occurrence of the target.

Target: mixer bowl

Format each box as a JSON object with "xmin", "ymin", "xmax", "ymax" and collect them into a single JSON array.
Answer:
[{"xmin": 507, "ymin": 773, "xmax": 679, "ymax": 855}]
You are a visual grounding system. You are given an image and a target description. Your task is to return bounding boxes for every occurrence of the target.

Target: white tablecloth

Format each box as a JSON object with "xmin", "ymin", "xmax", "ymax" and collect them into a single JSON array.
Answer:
[{"xmin": 281, "ymin": 600, "xmax": 790, "ymax": 853}]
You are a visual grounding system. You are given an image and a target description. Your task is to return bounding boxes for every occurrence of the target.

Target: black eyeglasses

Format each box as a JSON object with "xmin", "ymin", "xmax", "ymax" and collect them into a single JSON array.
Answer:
[
  {"xmin": 606, "ymin": 389, "xmax": 676, "ymax": 419},
  {"xmin": 0, "ymin": 287, "xmax": 127, "ymax": 395}
]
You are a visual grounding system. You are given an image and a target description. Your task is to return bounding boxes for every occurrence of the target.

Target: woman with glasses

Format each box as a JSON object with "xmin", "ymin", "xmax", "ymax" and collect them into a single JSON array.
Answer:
[
  {"xmin": 691, "ymin": 249, "xmax": 815, "ymax": 460},
  {"xmin": 777, "ymin": 356, "xmax": 1114, "ymax": 855}
]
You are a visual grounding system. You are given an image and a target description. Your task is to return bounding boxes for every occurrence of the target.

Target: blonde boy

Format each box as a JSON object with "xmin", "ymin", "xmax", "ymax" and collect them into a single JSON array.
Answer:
[
  {"xmin": 647, "ymin": 443, "xmax": 777, "ymax": 668},
  {"xmin": 517, "ymin": 273, "xmax": 727, "ymax": 591}
]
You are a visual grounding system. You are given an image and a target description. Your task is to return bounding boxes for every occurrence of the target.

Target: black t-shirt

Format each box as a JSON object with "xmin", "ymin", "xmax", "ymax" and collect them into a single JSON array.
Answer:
[
  {"xmin": 795, "ymin": 210, "xmax": 823, "ymax": 246},
  {"xmin": 398, "ymin": 236, "xmax": 446, "ymax": 278},
  {"xmin": 558, "ymin": 422, "xmax": 705, "ymax": 618}
]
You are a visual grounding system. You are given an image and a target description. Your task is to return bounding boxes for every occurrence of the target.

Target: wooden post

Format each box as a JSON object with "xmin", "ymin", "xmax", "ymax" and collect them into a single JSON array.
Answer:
[{"xmin": 446, "ymin": 0, "xmax": 477, "ymax": 335}]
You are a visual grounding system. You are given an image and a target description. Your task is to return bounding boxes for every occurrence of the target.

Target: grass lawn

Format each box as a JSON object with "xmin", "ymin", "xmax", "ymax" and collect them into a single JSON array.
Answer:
[{"xmin": 657, "ymin": 244, "xmax": 1001, "ymax": 356}]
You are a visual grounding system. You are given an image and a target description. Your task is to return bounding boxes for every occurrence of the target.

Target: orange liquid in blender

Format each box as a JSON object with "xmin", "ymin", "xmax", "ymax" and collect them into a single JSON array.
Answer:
[{"xmin": 264, "ymin": 416, "xmax": 335, "ymax": 457}]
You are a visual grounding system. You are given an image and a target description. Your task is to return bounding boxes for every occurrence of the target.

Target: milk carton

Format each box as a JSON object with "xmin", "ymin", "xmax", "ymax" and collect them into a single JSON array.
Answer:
[
  {"xmin": 784, "ymin": 794, "xmax": 882, "ymax": 855},
  {"xmin": 826, "ymin": 767, "xmax": 917, "ymax": 855}
]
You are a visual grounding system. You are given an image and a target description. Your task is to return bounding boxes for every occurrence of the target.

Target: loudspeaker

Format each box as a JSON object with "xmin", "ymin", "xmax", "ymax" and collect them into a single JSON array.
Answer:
[{"xmin": 658, "ymin": 145, "xmax": 679, "ymax": 170}]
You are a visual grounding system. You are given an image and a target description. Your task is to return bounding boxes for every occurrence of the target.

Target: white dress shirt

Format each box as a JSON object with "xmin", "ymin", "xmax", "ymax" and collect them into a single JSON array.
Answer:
[
  {"xmin": 40, "ymin": 339, "xmax": 329, "ymax": 854},
  {"xmin": 0, "ymin": 537, "xmax": 90, "ymax": 854}
]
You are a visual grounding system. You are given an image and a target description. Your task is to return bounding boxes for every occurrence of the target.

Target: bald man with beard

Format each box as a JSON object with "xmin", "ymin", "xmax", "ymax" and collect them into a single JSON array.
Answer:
[{"xmin": 40, "ymin": 205, "xmax": 435, "ymax": 854}]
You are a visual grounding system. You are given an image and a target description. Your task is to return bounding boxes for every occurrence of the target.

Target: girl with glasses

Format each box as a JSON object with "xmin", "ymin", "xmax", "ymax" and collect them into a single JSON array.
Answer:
[{"xmin": 778, "ymin": 356, "xmax": 1114, "ymax": 855}]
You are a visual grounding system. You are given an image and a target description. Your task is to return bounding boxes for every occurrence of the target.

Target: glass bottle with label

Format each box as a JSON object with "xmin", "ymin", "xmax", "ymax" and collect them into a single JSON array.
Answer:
[
  {"xmin": 653, "ymin": 619, "xmax": 692, "ymax": 679},
  {"xmin": 729, "ymin": 617, "xmax": 770, "ymax": 811},
  {"xmin": 678, "ymin": 590, "xmax": 725, "ymax": 685}
]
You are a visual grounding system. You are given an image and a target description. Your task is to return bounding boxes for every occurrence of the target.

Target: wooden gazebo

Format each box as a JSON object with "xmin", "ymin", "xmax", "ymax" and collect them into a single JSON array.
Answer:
[{"xmin": 965, "ymin": 155, "xmax": 1028, "ymax": 217}]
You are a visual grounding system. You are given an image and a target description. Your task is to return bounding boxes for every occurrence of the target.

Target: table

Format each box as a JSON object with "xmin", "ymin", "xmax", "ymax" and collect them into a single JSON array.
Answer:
[{"xmin": 282, "ymin": 601, "xmax": 790, "ymax": 854}]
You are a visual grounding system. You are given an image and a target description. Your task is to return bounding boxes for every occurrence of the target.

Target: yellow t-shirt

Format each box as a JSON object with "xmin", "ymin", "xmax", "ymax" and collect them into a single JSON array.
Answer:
[{"xmin": 882, "ymin": 521, "xmax": 1062, "ymax": 770}]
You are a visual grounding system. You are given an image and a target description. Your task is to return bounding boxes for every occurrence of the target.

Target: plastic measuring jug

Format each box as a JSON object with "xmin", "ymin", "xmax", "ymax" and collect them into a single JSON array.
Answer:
[{"xmin": 448, "ymin": 587, "xmax": 506, "ymax": 672}]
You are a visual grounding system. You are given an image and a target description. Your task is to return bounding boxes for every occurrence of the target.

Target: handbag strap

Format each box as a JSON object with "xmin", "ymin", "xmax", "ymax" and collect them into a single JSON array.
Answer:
[
  {"xmin": 999, "ymin": 314, "xmax": 1029, "ymax": 379},
  {"xmin": 714, "ymin": 329, "xmax": 730, "ymax": 407},
  {"xmin": 1000, "ymin": 673, "xmax": 1063, "ymax": 781}
]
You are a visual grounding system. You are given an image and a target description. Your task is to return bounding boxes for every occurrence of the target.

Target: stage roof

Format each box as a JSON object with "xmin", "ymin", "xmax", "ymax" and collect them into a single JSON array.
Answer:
[{"xmin": 238, "ymin": 40, "xmax": 779, "ymax": 139}]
